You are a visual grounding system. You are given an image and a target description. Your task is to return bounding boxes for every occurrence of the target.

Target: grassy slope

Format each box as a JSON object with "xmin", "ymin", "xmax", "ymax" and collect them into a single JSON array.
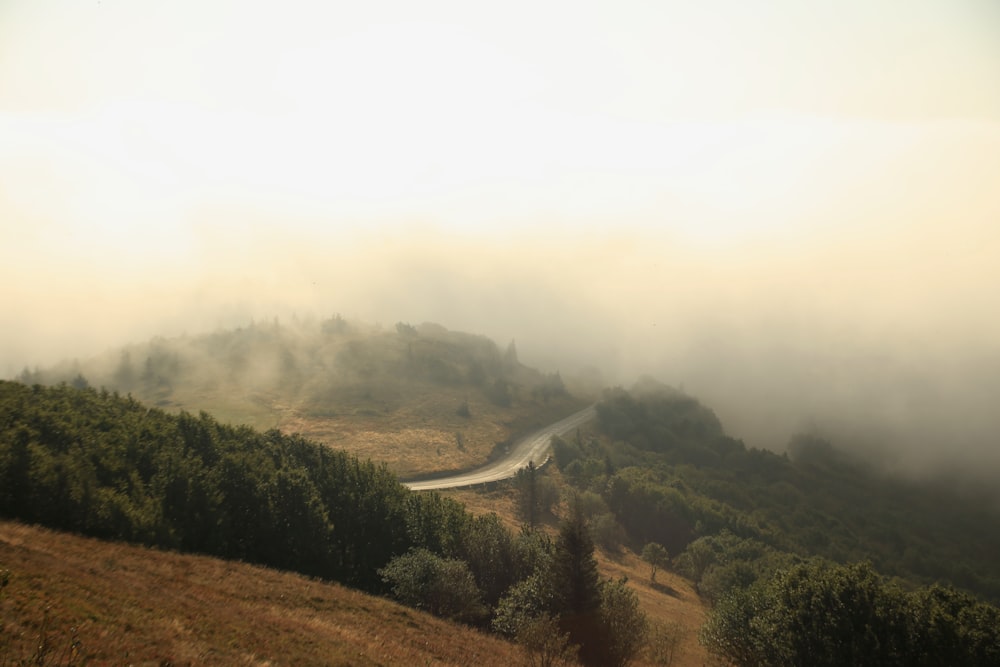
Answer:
[
  {"xmin": 0, "ymin": 520, "xmax": 522, "ymax": 666},
  {"xmin": 1, "ymin": 518, "xmax": 709, "ymax": 667}
]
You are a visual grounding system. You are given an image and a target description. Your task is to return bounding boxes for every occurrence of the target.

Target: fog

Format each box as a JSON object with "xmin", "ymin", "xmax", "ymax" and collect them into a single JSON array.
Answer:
[
  {"xmin": 5, "ymin": 160, "xmax": 999, "ymax": 479},
  {"xmin": 2, "ymin": 0, "xmax": 1000, "ymax": 480}
]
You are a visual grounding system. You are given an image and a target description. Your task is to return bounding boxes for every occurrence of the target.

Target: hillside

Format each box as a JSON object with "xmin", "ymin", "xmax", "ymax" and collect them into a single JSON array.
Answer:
[
  {"xmin": 0, "ymin": 380, "xmax": 710, "ymax": 666},
  {"xmin": 571, "ymin": 380, "xmax": 1000, "ymax": 604},
  {"xmin": 18, "ymin": 317, "xmax": 590, "ymax": 477},
  {"xmin": 543, "ymin": 380, "xmax": 1000, "ymax": 664},
  {"xmin": 7, "ymin": 329, "xmax": 1000, "ymax": 664},
  {"xmin": 0, "ymin": 520, "xmax": 524, "ymax": 666}
]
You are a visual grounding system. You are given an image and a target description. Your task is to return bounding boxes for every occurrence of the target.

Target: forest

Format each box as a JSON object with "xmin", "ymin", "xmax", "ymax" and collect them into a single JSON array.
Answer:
[{"xmin": 545, "ymin": 378, "xmax": 1000, "ymax": 664}]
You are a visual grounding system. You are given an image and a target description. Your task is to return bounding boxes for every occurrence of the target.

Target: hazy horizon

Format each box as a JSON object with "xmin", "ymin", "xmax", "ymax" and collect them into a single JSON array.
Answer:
[{"xmin": 3, "ymin": 1, "xmax": 999, "ymax": 477}]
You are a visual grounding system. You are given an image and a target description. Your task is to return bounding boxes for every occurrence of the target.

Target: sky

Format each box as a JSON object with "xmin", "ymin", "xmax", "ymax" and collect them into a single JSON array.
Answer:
[{"xmin": 2, "ymin": 0, "xmax": 999, "ymax": 474}]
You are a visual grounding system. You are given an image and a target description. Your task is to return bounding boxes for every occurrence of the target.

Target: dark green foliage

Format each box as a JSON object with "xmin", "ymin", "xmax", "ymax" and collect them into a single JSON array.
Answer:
[
  {"xmin": 673, "ymin": 531, "xmax": 790, "ymax": 603},
  {"xmin": 578, "ymin": 383, "xmax": 1000, "ymax": 605},
  {"xmin": 550, "ymin": 507, "xmax": 602, "ymax": 618},
  {"xmin": 550, "ymin": 434, "xmax": 582, "ymax": 469},
  {"xmin": 516, "ymin": 613, "xmax": 578, "ymax": 667},
  {"xmin": 701, "ymin": 560, "xmax": 1000, "ymax": 667},
  {"xmin": 515, "ymin": 462, "xmax": 558, "ymax": 528},
  {"xmin": 493, "ymin": 571, "xmax": 559, "ymax": 637},
  {"xmin": 908, "ymin": 585, "xmax": 1000, "ymax": 666},
  {"xmin": 0, "ymin": 381, "xmax": 442, "ymax": 591},
  {"xmin": 641, "ymin": 542, "xmax": 669, "ymax": 582},
  {"xmin": 600, "ymin": 577, "xmax": 648, "ymax": 667},
  {"xmin": 549, "ymin": 509, "xmax": 606, "ymax": 666},
  {"xmin": 494, "ymin": 510, "xmax": 648, "ymax": 667},
  {"xmin": 379, "ymin": 548, "xmax": 486, "ymax": 623},
  {"xmin": 596, "ymin": 382, "xmax": 724, "ymax": 459},
  {"xmin": 456, "ymin": 514, "xmax": 536, "ymax": 609},
  {"xmin": 604, "ymin": 469, "xmax": 696, "ymax": 555}
]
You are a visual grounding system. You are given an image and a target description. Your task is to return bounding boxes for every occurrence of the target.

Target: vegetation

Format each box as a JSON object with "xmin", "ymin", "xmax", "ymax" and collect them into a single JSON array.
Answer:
[
  {"xmin": 0, "ymin": 380, "xmax": 656, "ymax": 665},
  {"xmin": 641, "ymin": 542, "xmax": 670, "ymax": 583},
  {"xmin": 0, "ymin": 380, "xmax": 420, "ymax": 590},
  {"xmin": 549, "ymin": 378, "xmax": 1000, "ymax": 663},
  {"xmin": 701, "ymin": 560, "xmax": 1000, "ymax": 666},
  {"xmin": 515, "ymin": 460, "xmax": 559, "ymax": 529},
  {"xmin": 10, "ymin": 327, "xmax": 1000, "ymax": 665},
  {"xmin": 491, "ymin": 507, "xmax": 650, "ymax": 667}
]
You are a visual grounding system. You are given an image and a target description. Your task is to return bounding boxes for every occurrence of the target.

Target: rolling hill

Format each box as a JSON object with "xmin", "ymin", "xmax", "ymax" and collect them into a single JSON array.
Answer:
[{"xmin": 17, "ymin": 317, "xmax": 591, "ymax": 478}]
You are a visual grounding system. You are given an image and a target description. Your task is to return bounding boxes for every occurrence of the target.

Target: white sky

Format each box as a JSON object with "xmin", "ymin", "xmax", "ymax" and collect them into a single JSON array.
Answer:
[
  {"xmin": 2, "ymin": 1, "xmax": 998, "ymax": 248},
  {"xmin": 2, "ymin": 0, "xmax": 1000, "ymax": 465}
]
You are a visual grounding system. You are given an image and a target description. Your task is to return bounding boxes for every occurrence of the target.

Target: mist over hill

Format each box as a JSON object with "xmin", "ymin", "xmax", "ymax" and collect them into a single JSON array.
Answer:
[
  {"xmin": 8, "ymin": 243, "xmax": 999, "ymax": 489},
  {"xmin": 16, "ymin": 317, "xmax": 586, "ymax": 477}
]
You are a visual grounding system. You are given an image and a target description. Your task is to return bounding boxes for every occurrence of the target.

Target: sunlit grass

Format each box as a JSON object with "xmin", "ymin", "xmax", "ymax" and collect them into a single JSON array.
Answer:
[{"xmin": 0, "ymin": 521, "xmax": 524, "ymax": 666}]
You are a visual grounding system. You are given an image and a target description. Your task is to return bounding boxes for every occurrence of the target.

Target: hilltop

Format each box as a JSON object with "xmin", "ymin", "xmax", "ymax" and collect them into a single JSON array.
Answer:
[{"xmin": 17, "ymin": 317, "xmax": 590, "ymax": 477}]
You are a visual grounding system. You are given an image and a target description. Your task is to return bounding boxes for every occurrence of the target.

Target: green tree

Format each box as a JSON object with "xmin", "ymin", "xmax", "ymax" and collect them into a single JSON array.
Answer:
[
  {"xmin": 516, "ymin": 462, "xmax": 558, "ymax": 529},
  {"xmin": 517, "ymin": 613, "xmax": 578, "ymax": 667},
  {"xmin": 517, "ymin": 461, "xmax": 540, "ymax": 529},
  {"xmin": 600, "ymin": 577, "xmax": 648, "ymax": 667},
  {"xmin": 492, "ymin": 571, "xmax": 558, "ymax": 638},
  {"xmin": 379, "ymin": 548, "xmax": 486, "ymax": 623},
  {"xmin": 701, "ymin": 561, "xmax": 914, "ymax": 667},
  {"xmin": 550, "ymin": 507, "xmax": 603, "ymax": 666},
  {"xmin": 641, "ymin": 542, "xmax": 670, "ymax": 583}
]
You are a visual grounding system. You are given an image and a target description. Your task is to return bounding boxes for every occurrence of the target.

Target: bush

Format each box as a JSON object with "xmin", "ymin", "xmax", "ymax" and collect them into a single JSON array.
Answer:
[{"xmin": 379, "ymin": 548, "xmax": 486, "ymax": 623}]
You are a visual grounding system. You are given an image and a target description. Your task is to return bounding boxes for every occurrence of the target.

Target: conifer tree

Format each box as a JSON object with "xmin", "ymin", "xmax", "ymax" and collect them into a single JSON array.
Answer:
[{"xmin": 550, "ymin": 504, "xmax": 603, "ymax": 665}]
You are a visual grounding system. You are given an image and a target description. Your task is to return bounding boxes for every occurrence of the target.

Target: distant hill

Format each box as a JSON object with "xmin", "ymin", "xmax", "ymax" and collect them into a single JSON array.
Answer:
[
  {"xmin": 17, "ymin": 317, "xmax": 590, "ymax": 477},
  {"xmin": 557, "ymin": 379, "xmax": 1000, "ymax": 605}
]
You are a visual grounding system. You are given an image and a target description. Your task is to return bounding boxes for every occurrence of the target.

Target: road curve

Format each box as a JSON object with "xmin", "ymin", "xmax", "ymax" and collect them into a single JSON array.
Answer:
[{"xmin": 404, "ymin": 404, "xmax": 597, "ymax": 491}]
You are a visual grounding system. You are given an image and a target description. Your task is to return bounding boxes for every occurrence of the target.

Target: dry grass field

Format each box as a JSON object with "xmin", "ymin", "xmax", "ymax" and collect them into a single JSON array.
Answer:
[
  {"xmin": 0, "ymin": 520, "xmax": 524, "ymax": 666},
  {"xmin": 277, "ymin": 387, "xmax": 587, "ymax": 479}
]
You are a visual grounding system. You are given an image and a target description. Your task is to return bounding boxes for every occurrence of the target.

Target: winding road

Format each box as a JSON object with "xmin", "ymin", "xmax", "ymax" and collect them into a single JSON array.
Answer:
[{"xmin": 403, "ymin": 404, "xmax": 597, "ymax": 491}]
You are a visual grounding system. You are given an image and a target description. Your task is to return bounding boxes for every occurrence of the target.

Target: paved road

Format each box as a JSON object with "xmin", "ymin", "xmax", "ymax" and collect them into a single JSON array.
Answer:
[{"xmin": 404, "ymin": 404, "xmax": 597, "ymax": 491}]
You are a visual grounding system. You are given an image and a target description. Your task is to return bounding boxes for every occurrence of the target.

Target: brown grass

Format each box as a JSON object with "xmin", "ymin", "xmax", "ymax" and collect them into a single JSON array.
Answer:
[
  {"xmin": 162, "ymin": 377, "xmax": 588, "ymax": 479},
  {"xmin": 0, "ymin": 521, "xmax": 523, "ymax": 666},
  {"xmin": 1, "ymin": 488, "xmax": 712, "ymax": 667},
  {"xmin": 279, "ymin": 389, "xmax": 589, "ymax": 478}
]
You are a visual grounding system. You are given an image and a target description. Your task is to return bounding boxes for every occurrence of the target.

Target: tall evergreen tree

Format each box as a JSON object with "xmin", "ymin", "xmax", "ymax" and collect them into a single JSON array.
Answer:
[{"xmin": 550, "ymin": 504, "xmax": 604, "ymax": 665}]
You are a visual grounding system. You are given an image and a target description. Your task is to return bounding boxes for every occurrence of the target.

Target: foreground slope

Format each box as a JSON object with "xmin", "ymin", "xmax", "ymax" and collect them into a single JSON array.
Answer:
[{"xmin": 0, "ymin": 520, "xmax": 522, "ymax": 666}]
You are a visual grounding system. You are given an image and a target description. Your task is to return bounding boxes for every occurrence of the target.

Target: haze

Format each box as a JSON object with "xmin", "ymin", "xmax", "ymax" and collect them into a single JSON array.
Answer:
[{"xmin": 2, "ymin": 1, "xmax": 999, "ymax": 478}]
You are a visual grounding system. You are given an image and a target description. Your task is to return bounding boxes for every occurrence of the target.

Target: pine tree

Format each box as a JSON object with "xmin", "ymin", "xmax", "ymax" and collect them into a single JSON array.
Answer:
[{"xmin": 550, "ymin": 505, "xmax": 603, "ymax": 665}]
